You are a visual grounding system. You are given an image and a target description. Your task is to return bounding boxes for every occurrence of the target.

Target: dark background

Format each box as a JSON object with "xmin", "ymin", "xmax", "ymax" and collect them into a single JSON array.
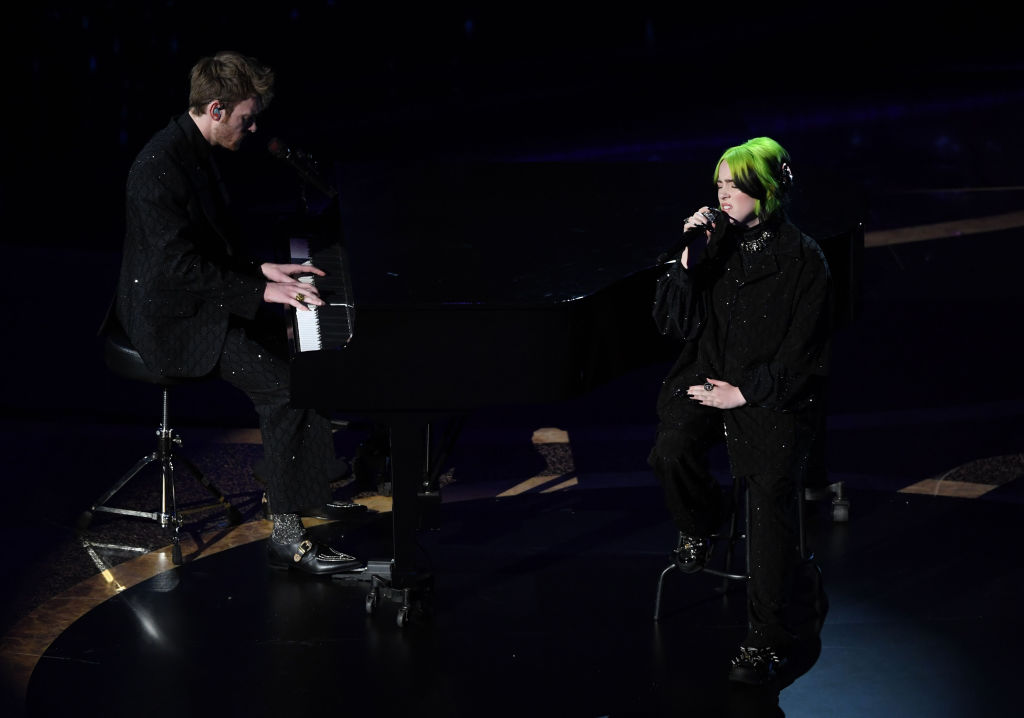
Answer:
[
  {"xmin": 1, "ymin": 2, "xmax": 1022, "ymax": 440},
  {"xmin": 2, "ymin": 9, "xmax": 1022, "ymax": 714}
]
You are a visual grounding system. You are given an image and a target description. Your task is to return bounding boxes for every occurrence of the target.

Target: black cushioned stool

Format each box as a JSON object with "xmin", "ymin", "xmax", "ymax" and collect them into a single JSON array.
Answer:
[{"xmin": 80, "ymin": 318, "xmax": 242, "ymax": 564}]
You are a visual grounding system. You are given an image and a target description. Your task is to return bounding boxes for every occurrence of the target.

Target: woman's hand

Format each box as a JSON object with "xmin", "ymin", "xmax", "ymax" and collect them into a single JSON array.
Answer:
[
  {"xmin": 687, "ymin": 378, "xmax": 747, "ymax": 410},
  {"xmin": 680, "ymin": 206, "xmax": 716, "ymax": 268},
  {"xmin": 683, "ymin": 206, "xmax": 716, "ymax": 233}
]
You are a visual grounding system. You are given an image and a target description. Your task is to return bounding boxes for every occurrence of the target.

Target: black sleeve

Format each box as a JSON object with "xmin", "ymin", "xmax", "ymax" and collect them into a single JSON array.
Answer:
[{"xmin": 652, "ymin": 261, "xmax": 707, "ymax": 342}]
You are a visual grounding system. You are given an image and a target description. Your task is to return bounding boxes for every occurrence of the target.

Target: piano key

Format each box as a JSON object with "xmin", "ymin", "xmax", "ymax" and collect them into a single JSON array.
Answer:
[{"xmin": 289, "ymin": 236, "xmax": 355, "ymax": 352}]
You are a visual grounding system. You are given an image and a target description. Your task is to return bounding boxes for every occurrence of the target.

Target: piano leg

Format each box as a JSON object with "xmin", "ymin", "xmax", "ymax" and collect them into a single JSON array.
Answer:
[
  {"xmin": 389, "ymin": 420, "xmax": 427, "ymax": 587},
  {"xmin": 359, "ymin": 420, "xmax": 434, "ymax": 627}
]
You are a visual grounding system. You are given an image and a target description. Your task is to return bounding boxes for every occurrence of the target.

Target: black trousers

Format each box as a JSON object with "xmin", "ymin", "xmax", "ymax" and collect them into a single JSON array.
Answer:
[
  {"xmin": 215, "ymin": 321, "xmax": 334, "ymax": 514},
  {"xmin": 648, "ymin": 402, "xmax": 801, "ymax": 650}
]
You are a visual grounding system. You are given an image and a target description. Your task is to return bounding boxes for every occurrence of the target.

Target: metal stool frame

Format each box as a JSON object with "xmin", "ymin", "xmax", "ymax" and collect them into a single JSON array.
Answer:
[{"xmin": 653, "ymin": 476, "xmax": 811, "ymax": 621}]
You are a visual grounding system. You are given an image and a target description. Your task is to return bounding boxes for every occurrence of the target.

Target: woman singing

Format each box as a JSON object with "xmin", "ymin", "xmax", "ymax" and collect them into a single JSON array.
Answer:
[{"xmin": 648, "ymin": 136, "xmax": 832, "ymax": 684}]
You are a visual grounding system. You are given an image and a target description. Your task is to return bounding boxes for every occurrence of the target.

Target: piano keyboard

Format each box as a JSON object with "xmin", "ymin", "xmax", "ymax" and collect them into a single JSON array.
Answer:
[{"xmin": 289, "ymin": 237, "xmax": 356, "ymax": 352}]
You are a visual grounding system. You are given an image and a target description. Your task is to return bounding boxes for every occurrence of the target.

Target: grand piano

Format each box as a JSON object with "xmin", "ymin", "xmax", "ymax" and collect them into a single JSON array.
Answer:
[
  {"xmin": 281, "ymin": 159, "xmax": 861, "ymax": 624},
  {"xmin": 280, "ymin": 160, "xmax": 684, "ymax": 621}
]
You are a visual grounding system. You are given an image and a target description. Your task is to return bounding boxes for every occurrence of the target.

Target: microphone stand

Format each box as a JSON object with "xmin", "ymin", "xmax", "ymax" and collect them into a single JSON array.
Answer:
[{"xmin": 267, "ymin": 138, "xmax": 338, "ymax": 219}]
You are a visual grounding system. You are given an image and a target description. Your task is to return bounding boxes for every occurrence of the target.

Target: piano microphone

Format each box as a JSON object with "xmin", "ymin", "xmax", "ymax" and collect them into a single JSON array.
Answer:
[{"xmin": 267, "ymin": 137, "xmax": 338, "ymax": 199}]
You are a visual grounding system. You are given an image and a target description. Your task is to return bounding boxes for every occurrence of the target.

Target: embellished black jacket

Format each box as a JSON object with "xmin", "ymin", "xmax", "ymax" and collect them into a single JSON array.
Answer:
[
  {"xmin": 654, "ymin": 213, "xmax": 833, "ymax": 476},
  {"xmin": 116, "ymin": 114, "xmax": 265, "ymax": 377}
]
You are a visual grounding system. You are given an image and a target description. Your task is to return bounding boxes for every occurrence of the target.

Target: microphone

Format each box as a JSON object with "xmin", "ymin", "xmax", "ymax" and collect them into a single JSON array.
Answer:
[
  {"xmin": 267, "ymin": 137, "xmax": 338, "ymax": 198},
  {"xmin": 657, "ymin": 207, "xmax": 726, "ymax": 264}
]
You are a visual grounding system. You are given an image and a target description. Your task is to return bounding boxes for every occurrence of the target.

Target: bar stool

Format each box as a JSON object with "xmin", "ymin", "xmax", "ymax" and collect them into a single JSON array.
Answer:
[
  {"xmin": 79, "ymin": 317, "xmax": 242, "ymax": 564},
  {"xmin": 653, "ymin": 476, "xmax": 814, "ymax": 621}
]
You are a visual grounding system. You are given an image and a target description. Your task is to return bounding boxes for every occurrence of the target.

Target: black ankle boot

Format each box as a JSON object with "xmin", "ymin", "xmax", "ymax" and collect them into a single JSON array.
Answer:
[
  {"xmin": 728, "ymin": 646, "xmax": 789, "ymax": 685},
  {"xmin": 672, "ymin": 532, "xmax": 711, "ymax": 573}
]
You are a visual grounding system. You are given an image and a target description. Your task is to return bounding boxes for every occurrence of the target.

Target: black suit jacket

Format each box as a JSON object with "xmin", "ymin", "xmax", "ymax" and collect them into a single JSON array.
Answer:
[{"xmin": 116, "ymin": 113, "xmax": 265, "ymax": 378}]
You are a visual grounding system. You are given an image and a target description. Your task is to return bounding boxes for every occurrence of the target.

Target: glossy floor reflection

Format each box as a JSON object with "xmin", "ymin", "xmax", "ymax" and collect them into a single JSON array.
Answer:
[{"xmin": 3, "ymin": 401, "xmax": 1023, "ymax": 718}]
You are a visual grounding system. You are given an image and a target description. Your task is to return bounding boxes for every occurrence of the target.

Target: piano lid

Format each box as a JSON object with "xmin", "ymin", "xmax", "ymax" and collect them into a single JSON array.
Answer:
[{"xmin": 331, "ymin": 161, "xmax": 697, "ymax": 307}]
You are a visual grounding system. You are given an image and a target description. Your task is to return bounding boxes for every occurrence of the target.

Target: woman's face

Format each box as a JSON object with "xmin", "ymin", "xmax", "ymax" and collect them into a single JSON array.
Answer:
[{"xmin": 717, "ymin": 161, "xmax": 759, "ymax": 227}]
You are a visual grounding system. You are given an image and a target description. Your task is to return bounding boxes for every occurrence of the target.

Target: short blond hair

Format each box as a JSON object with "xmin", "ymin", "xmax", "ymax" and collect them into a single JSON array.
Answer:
[{"xmin": 188, "ymin": 51, "xmax": 274, "ymax": 115}]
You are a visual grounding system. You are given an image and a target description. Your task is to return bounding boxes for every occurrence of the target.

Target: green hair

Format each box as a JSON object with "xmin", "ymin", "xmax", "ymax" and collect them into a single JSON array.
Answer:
[{"xmin": 713, "ymin": 136, "xmax": 792, "ymax": 220}]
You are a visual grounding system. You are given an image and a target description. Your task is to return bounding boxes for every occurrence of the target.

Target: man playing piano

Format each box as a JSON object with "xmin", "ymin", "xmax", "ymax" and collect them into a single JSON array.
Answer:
[{"xmin": 115, "ymin": 50, "xmax": 363, "ymax": 575}]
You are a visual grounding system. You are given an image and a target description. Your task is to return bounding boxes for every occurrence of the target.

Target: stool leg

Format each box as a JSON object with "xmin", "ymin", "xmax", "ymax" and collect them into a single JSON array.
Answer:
[
  {"xmin": 158, "ymin": 390, "xmax": 174, "ymax": 529},
  {"xmin": 654, "ymin": 534, "xmax": 682, "ymax": 621},
  {"xmin": 720, "ymin": 477, "xmax": 746, "ymax": 592},
  {"xmin": 87, "ymin": 453, "xmax": 159, "ymax": 511},
  {"xmin": 155, "ymin": 389, "xmax": 185, "ymax": 564},
  {"xmin": 169, "ymin": 458, "xmax": 183, "ymax": 565}
]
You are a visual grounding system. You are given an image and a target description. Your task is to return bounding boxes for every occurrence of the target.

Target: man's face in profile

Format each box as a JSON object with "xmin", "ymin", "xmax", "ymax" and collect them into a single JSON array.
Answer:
[{"xmin": 212, "ymin": 96, "xmax": 261, "ymax": 151}]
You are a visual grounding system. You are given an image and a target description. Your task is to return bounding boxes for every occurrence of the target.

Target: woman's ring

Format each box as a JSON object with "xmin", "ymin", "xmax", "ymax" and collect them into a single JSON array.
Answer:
[
  {"xmin": 703, "ymin": 382, "xmax": 714, "ymax": 392},
  {"xmin": 295, "ymin": 293, "xmax": 305, "ymax": 303}
]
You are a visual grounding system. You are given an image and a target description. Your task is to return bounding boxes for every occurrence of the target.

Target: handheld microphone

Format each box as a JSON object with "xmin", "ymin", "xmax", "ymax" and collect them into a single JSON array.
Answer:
[
  {"xmin": 699, "ymin": 207, "xmax": 725, "ymax": 226},
  {"xmin": 267, "ymin": 137, "xmax": 338, "ymax": 199},
  {"xmin": 657, "ymin": 207, "xmax": 726, "ymax": 264}
]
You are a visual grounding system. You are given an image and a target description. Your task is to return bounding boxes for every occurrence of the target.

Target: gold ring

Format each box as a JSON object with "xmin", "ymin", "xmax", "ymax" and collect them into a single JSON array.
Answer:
[{"xmin": 295, "ymin": 293, "xmax": 305, "ymax": 303}]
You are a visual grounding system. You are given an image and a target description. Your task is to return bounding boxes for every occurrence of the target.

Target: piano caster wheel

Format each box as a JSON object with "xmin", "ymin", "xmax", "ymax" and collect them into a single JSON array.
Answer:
[
  {"xmin": 365, "ymin": 591, "xmax": 378, "ymax": 616},
  {"xmin": 397, "ymin": 606, "xmax": 409, "ymax": 628}
]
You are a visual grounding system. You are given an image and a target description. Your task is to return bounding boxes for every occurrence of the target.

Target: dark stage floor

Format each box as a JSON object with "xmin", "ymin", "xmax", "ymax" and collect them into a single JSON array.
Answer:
[{"xmin": 3, "ymin": 382, "xmax": 1024, "ymax": 717}]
